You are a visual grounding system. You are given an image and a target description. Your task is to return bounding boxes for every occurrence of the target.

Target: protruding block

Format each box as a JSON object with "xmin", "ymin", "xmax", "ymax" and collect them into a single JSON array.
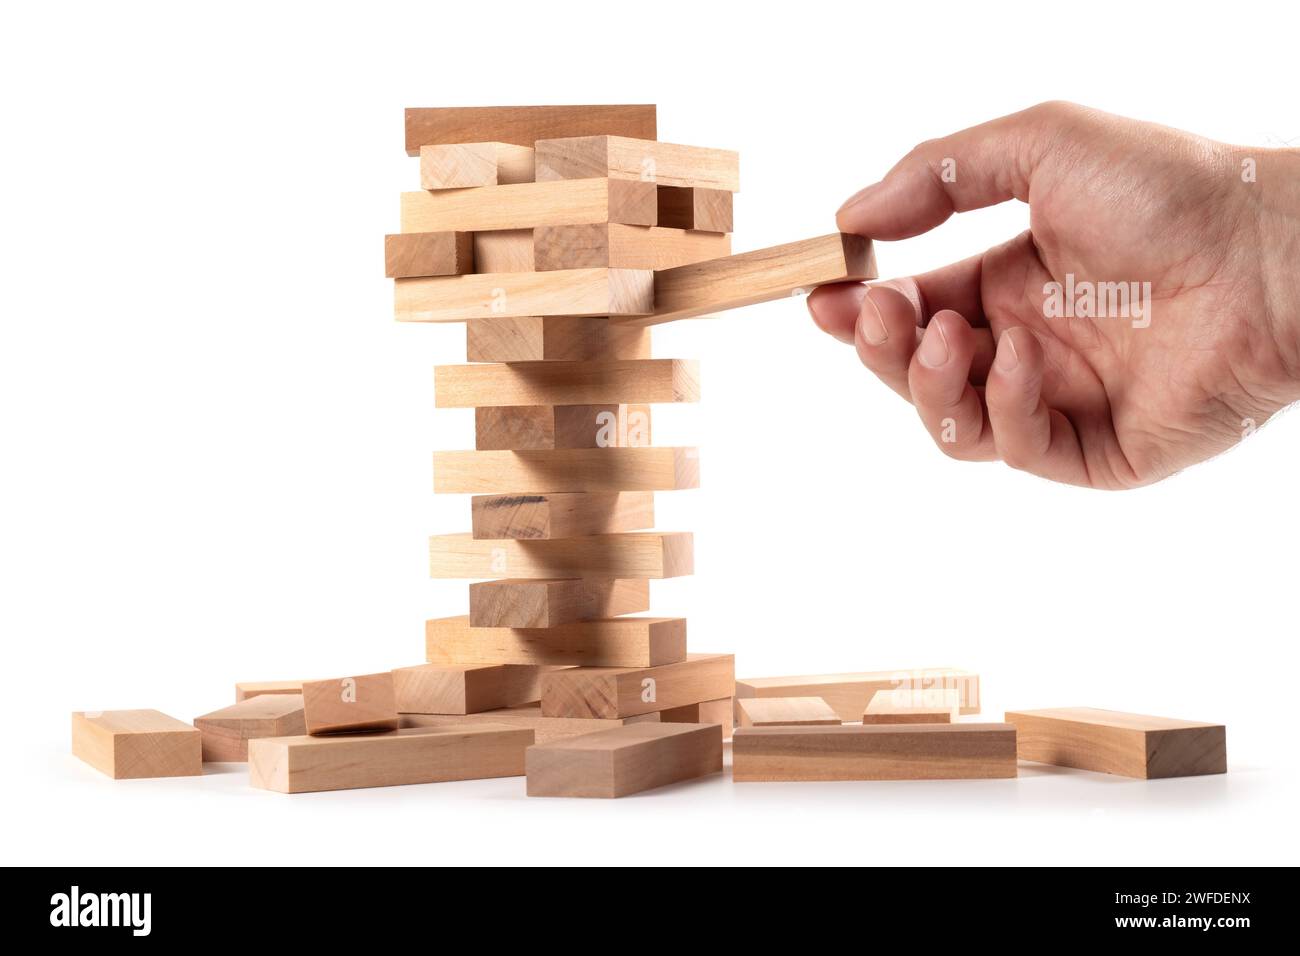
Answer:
[
  {"xmin": 235, "ymin": 680, "xmax": 304, "ymax": 703},
  {"xmin": 405, "ymin": 105, "xmax": 657, "ymax": 155},
  {"xmin": 419, "ymin": 142, "xmax": 535, "ymax": 189},
  {"xmin": 402, "ymin": 704, "xmax": 659, "ymax": 744},
  {"xmin": 659, "ymin": 697, "xmax": 733, "ymax": 741},
  {"xmin": 249, "ymin": 725, "xmax": 532, "ymax": 793},
  {"xmin": 469, "ymin": 578, "xmax": 650, "ymax": 628},
  {"xmin": 436, "ymin": 359, "xmax": 698, "ymax": 408},
  {"xmin": 466, "ymin": 316, "xmax": 651, "ymax": 363},
  {"xmin": 396, "ymin": 268, "xmax": 653, "ymax": 322},
  {"xmin": 391, "ymin": 663, "xmax": 561, "ymax": 714},
  {"xmin": 400, "ymin": 179, "xmax": 656, "ymax": 233},
  {"xmin": 475, "ymin": 404, "xmax": 650, "ymax": 450},
  {"xmin": 430, "ymin": 531, "xmax": 693, "ymax": 579},
  {"xmin": 536, "ymin": 136, "xmax": 739, "ymax": 192},
  {"xmin": 384, "ymin": 232, "xmax": 473, "ymax": 278},
  {"xmin": 426, "ymin": 615, "xmax": 687, "ymax": 668},
  {"xmin": 732, "ymin": 724, "xmax": 1019, "ymax": 782},
  {"xmin": 656, "ymin": 186, "xmax": 733, "ymax": 233},
  {"xmin": 1004, "ymin": 708, "xmax": 1227, "ymax": 779},
  {"xmin": 526, "ymin": 722, "xmax": 722, "ymax": 797},
  {"xmin": 540, "ymin": 653, "xmax": 734, "ymax": 718},
  {"xmin": 301, "ymin": 673, "xmax": 399, "ymax": 735},
  {"xmin": 862, "ymin": 688, "xmax": 960, "ymax": 724},
  {"xmin": 737, "ymin": 697, "xmax": 842, "ymax": 728},
  {"xmin": 472, "ymin": 491, "xmax": 654, "ymax": 540},
  {"xmin": 71, "ymin": 710, "xmax": 202, "ymax": 779},
  {"xmin": 194, "ymin": 694, "xmax": 306, "ymax": 762},
  {"xmin": 735, "ymin": 668, "xmax": 980, "ymax": 722},
  {"xmin": 534, "ymin": 224, "xmax": 730, "ymax": 271},
  {"xmin": 434, "ymin": 447, "xmax": 699, "ymax": 494},
  {"xmin": 472, "ymin": 230, "xmax": 534, "ymax": 274}
]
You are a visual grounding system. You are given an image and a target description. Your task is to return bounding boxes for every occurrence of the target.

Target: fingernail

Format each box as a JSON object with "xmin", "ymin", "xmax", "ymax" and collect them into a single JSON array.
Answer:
[
  {"xmin": 837, "ymin": 182, "xmax": 881, "ymax": 215},
  {"xmin": 858, "ymin": 288, "xmax": 889, "ymax": 346},
  {"xmin": 917, "ymin": 318, "xmax": 949, "ymax": 368},
  {"xmin": 995, "ymin": 332, "xmax": 1020, "ymax": 372}
]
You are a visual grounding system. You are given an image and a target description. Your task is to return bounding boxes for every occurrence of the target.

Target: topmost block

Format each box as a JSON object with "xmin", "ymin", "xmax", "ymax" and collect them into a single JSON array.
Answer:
[{"xmin": 405, "ymin": 105, "xmax": 658, "ymax": 155}]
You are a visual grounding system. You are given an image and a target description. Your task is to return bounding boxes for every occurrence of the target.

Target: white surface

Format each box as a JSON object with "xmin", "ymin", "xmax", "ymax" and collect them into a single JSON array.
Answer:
[{"xmin": 3, "ymin": 0, "xmax": 1296, "ymax": 866}]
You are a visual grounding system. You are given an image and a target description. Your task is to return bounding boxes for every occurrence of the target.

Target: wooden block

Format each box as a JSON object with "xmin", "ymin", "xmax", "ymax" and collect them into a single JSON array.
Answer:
[
  {"xmin": 235, "ymin": 680, "xmax": 303, "ymax": 703},
  {"xmin": 472, "ymin": 230, "xmax": 534, "ymax": 274},
  {"xmin": 466, "ymin": 316, "xmax": 651, "ymax": 363},
  {"xmin": 301, "ymin": 673, "xmax": 399, "ymax": 735},
  {"xmin": 249, "ymin": 725, "xmax": 531, "ymax": 793},
  {"xmin": 426, "ymin": 615, "xmax": 687, "ymax": 667},
  {"xmin": 656, "ymin": 186, "xmax": 733, "ymax": 233},
  {"xmin": 71, "ymin": 710, "xmax": 202, "ymax": 779},
  {"xmin": 1004, "ymin": 708, "xmax": 1227, "ymax": 779},
  {"xmin": 540, "ymin": 653, "xmax": 734, "ymax": 718},
  {"xmin": 534, "ymin": 224, "xmax": 730, "ymax": 271},
  {"xmin": 469, "ymin": 578, "xmax": 650, "ymax": 627},
  {"xmin": 430, "ymin": 531, "xmax": 692, "ymax": 579},
  {"xmin": 472, "ymin": 491, "xmax": 654, "ymax": 539},
  {"xmin": 737, "ymin": 697, "xmax": 842, "ymax": 728},
  {"xmin": 193, "ymin": 694, "xmax": 306, "ymax": 762},
  {"xmin": 395, "ymin": 268, "xmax": 653, "ymax": 322},
  {"xmin": 732, "ymin": 724, "xmax": 1019, "ymax": 782},
  {"xmin": 659, "ymin": 697, "xmax": 733, "ymax": 741},
  {"xmin": 437, "ymin": 358, "xmax": 697, "ymax": 408},
  {"xmin": 402, "ymin": 704, "xmax": 659, "ymax": 744},
  {"xmin": 861, "ymin": 688, "xmax": 960, "ymax": 724},
  {"xmin": 475, "ymin": 404, "xmax": 651, "ymax": 450},
  {"xmin": 419, "ymin": 142, "xmax": 535, "ymax": 189},
  {"xmin": 405, "ymin": 105, "xmax": 657, "ymax": 155},
  {"xmin": 392, "ymin": 663, "xmax": 559, "ymax": 714},
  {"xmin": 622, "ymin": 233, "xmax": 877, "ymax": 327},
  {"xmin": 433, "ymin": 447, "xmax": 699, "ymax": 494},
  {"xmin": 735, "ymin": 669, "xmax": 980, "ymax": 722},
  {"xmin": 384, "ymin": 232, "xmax": 472, "ymax": 278},
  {"xmin": 536, "ymin": 136, "xmax": 739, "ymax": 192},
  {"xmin": 400, "ymin": 179, "xmax": 656, "ymax": 233},
  {"xmin": 526, "ymin": 722, "xmax": 722, "ymax": 797}
]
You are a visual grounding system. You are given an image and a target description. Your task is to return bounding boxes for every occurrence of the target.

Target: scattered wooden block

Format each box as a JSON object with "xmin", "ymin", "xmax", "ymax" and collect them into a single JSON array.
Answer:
[
  {"xmin": 433, "ymin": 447, "xmax": 699, "ymax": 494},
  {"xmin": 384, "ymin": 232, "xmax": 473, "ymax": 278},
  {"xmin": 429, "ymin": 531, "xmax": 693, "ymax": 579},
  {"xmin": 656, "ymin": 186, "xmax": 733, "ymax": 233},
  {"xmin": 193, "ymin": 694, "xmax": 306, "ymax": 762},
  {"xmin": 395, "ymin": 268, "xmax": 653, "ymax": 322},
  {"xmin": 659, "ymin": 697, "xmax": 733, "ymax": 740},
  {"xmin": 301, "ymin": 673, "xmax": 400, "ymax": 735},
  {"xmin": 249, "ymin": 725, "xmax": 532, "ymax": 793},
  {"xmin": 536, "ymin": 136, "xmax": 739, "ymax": 192},
  {"xmin": 471, "ymin": 491, "xmax": 654, "ymax": 539},
  {"xmin": 466, "ymin": 316, "xmax": 651, "ymax": 363},
  {"xmin": 400, "ymin": 179, "xmax": 656, "ymax": 233},
  {"xmin": 735, "ymin": 668, "xmax": 980, "ymax": 722},
  {"xmin": 861, "ymin": 688, "xmax": 960, "ymax": 724},
  {"xmin": 475, "ymin": 404, "xmax": 651, "ymax": 450},
  {"xmin": 402, "ymin": 704, "xmax": 659, "ymax": 743},
  {"xmin": 526, "ymin": 722, "xmax": 722, "ymax": 797},
  {"xmin": 392, "ymin": 663, "xmax": 559, "ymax": 714},
  {"xmin": 420, "ymin": 142, "xmax": 535, "ymax": 189},
  {"xmin": 472, "ymin": 230, "xmax": 535, "ymax": 274},
  {"xmin": 732, "ymin": 724, "xmax": 1019, "ymax": 782},
  {"xmin": 737, "ymin": 697, "xmax": 842, "ymax": 728},
  {"xmin": 436, "ymin": 358, "xmax": 698, "ymax": 408},
  {"xmin": 534, "ymin": 224, "xmax": 730, "ymax": 271},
  {"xmin": 405, "ymin": 105, "xmax": 657, "ymax": 155},
  {"xmin": 426, "ymin": 615, "xmax": 687, "ymax": 668},
  {"xmin": 540, "ymin": 652, "xmax": 734, "ymax": 718},
  {"xmin": 469, "ymin": 578, "xmax": 649, "ymax": 627},
  {"xmin": 235, "ymin": 680, "xmax": 303, "ymax": 703},
  {"xmin": 1004, "ymin": 708, "xmax": 1227, "ymax": 779},
  {"xmin": 71, "ymin": 710, "xmax": 202, "ymax": 779}
]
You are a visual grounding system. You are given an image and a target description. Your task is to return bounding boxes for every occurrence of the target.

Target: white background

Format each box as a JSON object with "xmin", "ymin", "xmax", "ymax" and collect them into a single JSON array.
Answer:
[{"xmin": 3, "ymin": 0, "xmax": 1296, "ymax": 866}]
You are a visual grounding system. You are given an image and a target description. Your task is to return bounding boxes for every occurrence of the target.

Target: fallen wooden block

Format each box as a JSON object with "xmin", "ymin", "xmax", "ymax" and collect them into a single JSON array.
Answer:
[
  {"xmin": 737, "ymin": 696, "xmax": 842, "ymax": 728},
  {"xmin": 540, "ymin": 652, "xmax": 734, "ymax": 718},
  {"xmin": 395, "ymin": 268, "xmax": 653, "ymax": 322},
  {"xmin": 426, "ymin": 615, "xmax": 687, "ymax": 667},
  {"xmin": 475, "ymin": 404, "xmax": 651, "ymax": 450},
  {"xmin": 472, "ymin": 229, "xmax": 534, "ymax": 274},
  {"xmin": 71, "ymin": 710, "xmax": 202, "ymax": 779},
  {"xmin": 659, "ymin": 697, "xmax": 733, "ymax": 741},
  {"xmin": 732, "ymin": 724, "xmax": 1018, "ymax": 782},
  {"xmin": 534, "ymin": 224, "xmax": 730, "ymax": 271},
  {"xmin": 430, "ymin": 531, "xmax": 692, "ymax": 579},
  {"xmin": 656, "ymin": 186, "xmax": 733, "ymax": 234},
  {"xmin": 526, "ymin": 722, "xmax": 723, "ymax": 797},
  {"xmin": 466, "ymin": 316, "xmax": 651, "ymax": 363},
  {"xmin": 392, "ymin": 663, "xmax": 560, "ymax": 714},
  {"xmin": 469, "ymin": 578, "xmax": 649, "ymax": 627},
  {"xmin": 1004, "ymin": 708, "xmax": 1227, "ymax": 779},
  {"xmin": 194, "ymin": 694, "xmax": 306, "ymax": 761},
  {"xmin": 405, "ymin": 105, "xmax": 657, "ymax": 155},
  {"xmin": 471, "ymin": 491, "xmax": 654, "ymax": 539},
  {"xmin": 402, "ymin": 704, "xmax": 659, "ymax": 743},
  {"xmin": 433, "ymin": 447, "xmax": 699, "ymax": 494},
  {"xmin": 301, "ymin": 673, "xmax": 399, "ymax": 735},
  {"xmin": 861, "ymin": 688, "xmax": 960, "ymax": 724},
  {"xmin": 420, "ymin": 142, "xmax": 535, "ymax": 189},
  {"xmin": 400, "ymin": 179, "xmax": 656, "ymax": 233},
  {"xmin": 735, "ymin": 668, "xmax": 980, "ymax": 722},
  {"xmin": 249, "ymin": 725, "xmax": 532, "ymax": 793},
  {"xmin": 384, "ymin": 232, "xmax": 473, "ymax": 278},
  {"xmin": 235, "ymin": 680, "xmax": 304, "ymax": 703},
  {"xmin": 436, "ymin": 359, "xmax": 698, "ymax": 408},
  {"xmin": 536, "ymin": 135, "xmax": 739, "ymax": 192}
]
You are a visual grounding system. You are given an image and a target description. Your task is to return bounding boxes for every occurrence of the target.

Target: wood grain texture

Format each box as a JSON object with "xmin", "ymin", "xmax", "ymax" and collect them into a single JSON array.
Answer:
[
  {"xmin": 540, "ymin": 652, "xmax": 734, "ymax": 718},
  {"xmin": 71, "ymin": 710, "xmax": 202, "ymax": 779},
  {"xmin": 419, "ymin": 142, "xmax": 535, "ymax": 189},
  {"xmin": 396, "ymin": 268, "xmax": 653, "ymax": 322},
  {"xmin": 536, "ymin": 136, "xmax": 739, "ymax": 191},
  {"xmin": 471, "ymin": 491, "xmax": 654, "ymax": 539},
  {"xmin": 301, "ymin": 673, "xmax": 399, "ymax": 735},
  {"xmin": 433, "ymin": 447, "xmax": 699, "ymax": 494},
  {"xmin": 469, "ymin": 578, "xmax": 649, "ymax": 627},
  {"xmin": 534, "ymin": 224, "xmax": 730, "ymax": 271},
  {"xmin": 405, "ymin": 105, "xmax": 657, "ymax": 155},
  {"xmin": 391, "ymin": 663, "xmax": 559, "ymax": 714},
  {"xmin": 861, "ymin": 688, "xmax": 960, "ymax": 724},
  {"xmin": 426, "ymin": 615, "xmax": 687, "ymax": 667},
  {"xmin": 430, "ymin": 531, "xmax": 692, "ymax": 579},
  {"xmin": 735, "ymin": 669, "xmax": 980, "ymax": 722},
  {"xmin": 472, "ymin": 230, "xmax": 534, "ymax": 274},
  {"xmin": 737, "ymin": 696, "xmax": 842, "ymax": 728},
  {"xmin": 1004, "ymin": 708, "xmax": 1227, "ymax": 779},
  {"xmin": 732, "ymin": 724, "xmax": 1019, "ymax": 782},
  {"xmin": 400, "ymin": 179, "xmax": 656, "ymax": 232},
  {"xmin": 437, "ymin": 359, "xmax": 697, "ymax": 408},
  {"xmin": 659, "ymin": 697, "xmax": 733, "ymax": 741},
  {"xmin": 402, "ymin": 704, "xmax": 659, "ymax": 744},
  {"xmin": 475, "ymin": 404, "xmax": 651, "ymax": 450},
  {"xmin": 526, "ymin": 721, "xmax": 722, "ymax": 797},
  {"xmin": 384, "ymin": 232, "xmax": 473, "ymax": 278},
  {"xmin": 249, "ymin": 725, "xmax": 532, "ymax": 793},
  {"xmin": 235, "ymin": 680, "xmax": 303, "ymax": 703},
  {"xmin": 656, "ymin": 186, "xmax": 733, "ymax": 233},
  {"xmin": 466, "ymin": 316, "xmax": 651, "ymax": 363},
  {"xmin": 194, "ymin": 694, "xmax": 306, "ymax": 762}
]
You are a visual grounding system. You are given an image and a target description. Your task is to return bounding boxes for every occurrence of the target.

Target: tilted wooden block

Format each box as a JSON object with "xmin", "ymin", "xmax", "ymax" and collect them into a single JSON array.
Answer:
[
  {"xmin": 402, "ymin": 704, "xmax": 659, "ymax": 744},
  {"xmin": 469, "ymin": 578, "xmax": 649, "ymax": 627},
  {"xmin": 71, "ymin": 710, "xmax": 202, "ymax": 779},
  {"xmin": 659, "ymin": 697, "xmax": 733, "ymax": 741},
  {"xmin": 861, "ymin": 688, "xmax": 960, "ymax": 724},
  {"xmin": 235, "ymin": 680, "xmax": 304, "ymax": 702},
  {"xmin": 433, "ymin": 447, "xmax": 699, "ymax": 494},
  {"xmin": 472, "ymin": 230, "xmax": 534, "ymax": 274},
  {"xmin": 466, "ymin": 316, "xmax": 651, "ymax": 363},
  {"xmin": 430, "ymin": 531, "xmax": 693, "ymax": 579},
  {"xmin": 732, "ymin": 724, "xmax": 1019, "ymax": 782},
  {"xmin": 436, "ymin": 358, "xmax": 698, "ymax": 408},
  {"xmin": 400, "ymin": 179, "xmax": 656, "ymax": 233},
  {"xmin": 420, "ymin": 142, "xmax": 535, "ymax": 189},
  {"xmin": 536, "ymin": 136, "xmax": 739, "ymax": 192},
  {"xmin": 526, "ymin": 722, "xmax": 723, "ymax": 797},
  {"xmin": 472, "ymin": 491, "xmax": 654, "ymax": 540},
  {"xmin": 301, "ymin": 673, "xmax": 400, "ymax": 735},
  {"xmin": 737, "ymin": 696, "xmax": 842, "ymax": 728},
  {"xmin": 1004, "ymin": 708, "xmax": 1227, "ymax": 779},
  {"xmin": 194, "ymin": 694, "xmax": 306, "ymax": 762},
  {"xmin": 540, "ymin": 652, "xmax": 734, "ymax": 718},
  {"xmin": 735, "ymin": 668, "xmax": 980, "ymax": 722},
  {"xmin": 405, "ymin": 105, "xmax": 657, "ymax": 155},
  {"xmin": 475, "ymin": 404, "xmax": 651, "ymax": 450},
  {"xmin": 534, "ymin": 224, "xmax": 730, "ymax": 271},
  {"xmin": 249, "ymin": 725, "xmax": 532, "ymax": 793},
  {"xmin": 384, "ymin": 232, "xmax": 473, "ymax": 279},
  {"xmin": 426, "ymin": 615, "xmax": 687, "ymax": 668},
  {"xmin": 392, "ymin": 663, "xmax": 562, "ymax": 714},
  {"xmin": 656, "ymin": 186, "xmax": 733, "ymax": 233},
  {"xmin": 396, "ymin": 268, "xmax": 653, "ymax": 322}
]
